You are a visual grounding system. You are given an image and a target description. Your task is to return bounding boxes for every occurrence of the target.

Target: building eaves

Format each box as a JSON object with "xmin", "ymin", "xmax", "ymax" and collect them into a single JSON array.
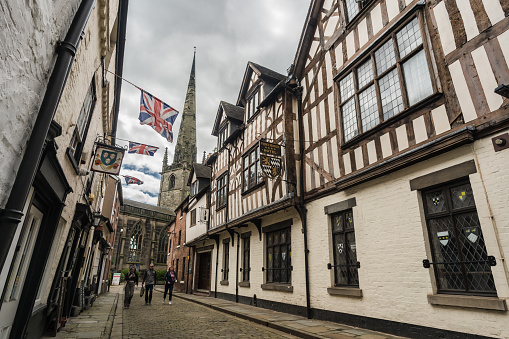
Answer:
[{"xmin": 123, "ymin": 199, "xmax": 175, "ymax": 216}]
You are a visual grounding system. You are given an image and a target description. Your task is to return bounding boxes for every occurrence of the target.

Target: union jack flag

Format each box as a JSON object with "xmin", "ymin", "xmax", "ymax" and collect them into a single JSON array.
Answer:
[
  {"xmin": 139, "ymin": 90, "xmax": 179, "ymax": 142},
  {"xmin": 123, "ymin": 175, "xmax": 143, "ymax": 185},
  {"xmin": 128, "ymin": 141, "xmax": 159, "ymax": 156}
]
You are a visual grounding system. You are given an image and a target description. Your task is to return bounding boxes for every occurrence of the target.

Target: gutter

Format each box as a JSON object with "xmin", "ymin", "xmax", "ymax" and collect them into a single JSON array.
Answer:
[{"xmin": 0, "ymin": 0, "xmax": 98, "ymax": 273}]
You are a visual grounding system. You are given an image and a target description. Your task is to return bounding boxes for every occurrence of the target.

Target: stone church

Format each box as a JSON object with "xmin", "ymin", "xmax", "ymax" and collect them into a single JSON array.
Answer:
[{"xmin": 158, "ymin": 50, "xmax": 197, "ymax": 211}]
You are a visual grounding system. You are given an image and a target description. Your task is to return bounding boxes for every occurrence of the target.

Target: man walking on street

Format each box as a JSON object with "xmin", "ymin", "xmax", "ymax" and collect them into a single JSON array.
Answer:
[
  {"xmin": 142, "ymin": 263, "xmax": 156, "ymax": 305},
  {"xmin": 163, "ymin": 266, "xmax": 176, "ymax": 304}
]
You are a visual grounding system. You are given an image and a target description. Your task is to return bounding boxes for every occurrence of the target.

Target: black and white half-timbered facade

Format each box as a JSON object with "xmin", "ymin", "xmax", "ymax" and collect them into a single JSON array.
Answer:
[{"xmin": 183, "ymin": 1, "xmax": 509, "ymax": 337}]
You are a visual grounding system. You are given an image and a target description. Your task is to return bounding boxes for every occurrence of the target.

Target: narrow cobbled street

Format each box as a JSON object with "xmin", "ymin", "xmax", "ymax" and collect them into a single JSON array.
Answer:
[{"xmin": 122, "ymin": 290, "xmax": 296, "ymax": 338}]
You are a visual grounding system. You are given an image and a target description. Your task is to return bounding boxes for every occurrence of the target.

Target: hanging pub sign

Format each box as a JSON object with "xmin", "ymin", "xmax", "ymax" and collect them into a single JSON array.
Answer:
[
  {"xmin": 90, "ymin": 142, "xmax": 125, "ymax": 175},
  {"xmin": 259, "ymin": 139, "xmax": 282, "ymax": 178}
]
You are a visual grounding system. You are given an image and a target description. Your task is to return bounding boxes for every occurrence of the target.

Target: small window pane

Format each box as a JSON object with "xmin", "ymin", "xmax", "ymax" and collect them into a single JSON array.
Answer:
[
  {"xmin": 257, "ymin": 161, "xmax": 263, "ymax": 183},
  {"xmin": 249, "ymin": 165, "xmax": 255, "ymax": 187},
  {"xmin": 403, "ymin": 50, "xmax": 433, "ymax": 106},
  {"xmin": 339, "ymin": 73, "xmax": 355, "ymax": 102},
  {"xmin": 333, "ymin": 214, "xmax": 343, "ymax": 232},
  {"xmin": 375, "ymin": 39, "xmax": 397, "ymax": 75},
  {"xmin": 426, "ymin": 190, "xmax": 447, "ymax": 214},
  {"xmin": 359, "ymin": 85, "xmax": 379, "ymax": 132},
  {"xmin": 341, "ymin": 98, "xmax": 358, "ymax": 141},
  {"xmin": 357, "ymin": 59, "xmax": 373, "ymax": 89},
  {"xmin": 450, "ymin": 184, "xmax": 476, "ymax": 210},
  {"xmin": 396, "ymin": 17, "xmax": 422, "ymax": 59},
  {"xmin": 379, "ymin": 68, "xmax": 404, "ymax": 120},
  {"xmin": 345, "ymin": 0, "xmax": 359, "ymax": 21}
]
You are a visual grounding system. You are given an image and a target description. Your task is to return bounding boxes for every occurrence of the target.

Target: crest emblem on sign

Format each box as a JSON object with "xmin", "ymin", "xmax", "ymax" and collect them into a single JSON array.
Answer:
[
  {"xmin": 261, "ymin": 154, "xmax": 281, "ymax": 178},
  {"xmin": 463, "ymin": 227, "xmax": 479, "ymax": 243},
  {"xmin": 437, "ymin": 231, "xmax": 449, "ymax": 246},
  {"xmin": 432, "ymin": 197, "xmax": 440, "ymax": 206},
  {"xmin": 90, "ymin": 143, "xmax": 125, "ymax": 175},
  {"xmin": 100, "ymin": 150, "xmax": 117, "ymax": 166}
]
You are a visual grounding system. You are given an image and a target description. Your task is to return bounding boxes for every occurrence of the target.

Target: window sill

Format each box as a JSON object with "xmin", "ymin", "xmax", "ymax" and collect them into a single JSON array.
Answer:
[
  {"xmin": 261, "ymin": 283, "xmax": 293, "ymax": 293},
  {"xmin": 427, "ymin": 294, "xmax": 507, "ymax": 311},
  {"xmin": 246, "ymin": 109, "xmax": 261, "ymax": 124},
  {"xmin": 220, "ymin": 280, "xmax": 229, "ymax": 286},
  {"xmin": 239, "ymin": 281, "xmax": 250, "ymax": 288},
  {"xmin": 327, "ymin": 286, "xmax": 362, "ymax": 298},
  {"xmin": 241, "ymin": 181, "xmax": 265, "ymax": 196}
]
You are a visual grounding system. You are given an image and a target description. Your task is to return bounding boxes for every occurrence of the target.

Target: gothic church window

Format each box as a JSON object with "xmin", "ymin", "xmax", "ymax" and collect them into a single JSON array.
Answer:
[
  {"xmin": 128, "ymin": 222, "xmax": 143, "ymax": 262},
  {"xmin": 337, "ymin": 14, "xmax": 434, "ymax": 143},
  {"xmin": 157, "ymin": 227, "xmax": 169, "ymax": 264},
  {"xmin": 169, "ymin": 175, "xmax": 175, "ymax": 189}
]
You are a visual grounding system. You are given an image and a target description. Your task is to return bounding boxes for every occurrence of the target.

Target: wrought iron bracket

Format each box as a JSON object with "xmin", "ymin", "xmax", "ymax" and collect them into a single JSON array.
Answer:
[
  {"xmin": 251, "ymin": 218, "xmax": 262, "ymax": 241},
  {"xmin": 422, "ymin": 256, "xmax": 497, "ymax": 268}
]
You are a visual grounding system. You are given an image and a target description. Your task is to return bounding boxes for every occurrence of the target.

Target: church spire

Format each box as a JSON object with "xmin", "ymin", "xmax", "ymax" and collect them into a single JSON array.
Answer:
[
  {"xmin": 172, "ymin": 48, "xmax": 197, "ymax": 167},
  {"xmin": 162, "ymin": 147, "xmax": 168, "ymax": 169}
]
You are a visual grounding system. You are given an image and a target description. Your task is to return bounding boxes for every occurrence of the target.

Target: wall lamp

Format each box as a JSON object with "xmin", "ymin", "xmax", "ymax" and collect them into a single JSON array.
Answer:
[{"xmin": 494, "ymin": 84, "xmax": 509, "ymax": 98}]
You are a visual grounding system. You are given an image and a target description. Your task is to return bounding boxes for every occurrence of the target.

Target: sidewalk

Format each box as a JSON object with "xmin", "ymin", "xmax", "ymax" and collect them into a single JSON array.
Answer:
[
  {"xmin": 42, "ymin": 286, "xmax": 122, "ymax": 339},
  {"xmin": 154, "ymin": 287, "xmax": 406, "ymax": 339}
]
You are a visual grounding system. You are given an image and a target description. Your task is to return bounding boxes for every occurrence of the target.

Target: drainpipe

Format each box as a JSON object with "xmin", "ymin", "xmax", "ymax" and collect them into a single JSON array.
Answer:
[
  {"xmin": 293, "ymin": 85, "xmax": 311, "ymax": 319},
  {"xmin": 213, "ymin": 236, "xmax": 219, "ymax": 298},
  {"xmin": 0, "ymin": 0, "xmax": 97, "ymax": 273},
  {"xmin": 235, "ymin": 231, "xmax": 240, "ymax": 303}
]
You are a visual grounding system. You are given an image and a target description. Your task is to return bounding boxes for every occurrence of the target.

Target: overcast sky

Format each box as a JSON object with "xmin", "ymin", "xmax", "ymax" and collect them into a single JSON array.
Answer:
[{"xmin": 116, "ymin": 0, "xmax": 310, "ymax": 206}]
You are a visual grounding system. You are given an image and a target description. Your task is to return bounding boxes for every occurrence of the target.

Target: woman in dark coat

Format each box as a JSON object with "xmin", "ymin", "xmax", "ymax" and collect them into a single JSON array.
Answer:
[{"xmin": 163, "ymin": 266, "xmax": 176, "ymax": 304}]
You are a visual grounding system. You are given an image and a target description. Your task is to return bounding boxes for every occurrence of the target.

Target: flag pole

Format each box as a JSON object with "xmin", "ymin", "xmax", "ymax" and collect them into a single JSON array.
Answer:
[{"xmin": 106, "ymin": 69, "xmax": 142, "ymax": 90}]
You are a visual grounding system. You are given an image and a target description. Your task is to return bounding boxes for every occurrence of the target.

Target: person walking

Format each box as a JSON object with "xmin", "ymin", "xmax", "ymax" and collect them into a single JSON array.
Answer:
[
  {"xmin": 163, "ymin": 266, "xmax": 176, "ymax": 305},
  {"xmin": 142, "ymin": 263, "xmax": 157, "ymax": 305},
  {"xmin": 124, "ymin": 266, "xmax": 138, "ymax": 308}
]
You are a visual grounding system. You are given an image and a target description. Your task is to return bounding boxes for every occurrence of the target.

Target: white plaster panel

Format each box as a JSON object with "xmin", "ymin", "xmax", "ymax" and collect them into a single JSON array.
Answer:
[
  {"xmin": 324, "ymin": 16, "xmax": 336, "ymax": 38},
  {"xmin": 433, "ymin": 2, "xmax": 456, "ymax": 56},
  {"xmin": 328, "ymin": 93, "xmax": 336, "ymax": 132},
  {"xmin": 317, "ymin": 68, "xmax": 324, "ymax": 97},
  {"xmin": 306, "ymin": 162, "xmax": 313, "ymax": 192},
  {"xmin": 315, "ymin": 165, "xmax": 321, "ymax": 188},
  {"xmin": 498, "ymin": 30, "xmax": 509, "ymax": 67},
  {"xmin": 320, "ymin": 101, "xmax": 327, "ymax": 138},
  {"xmin": 303, "ymin": 113, "xmax": 310, "ymax": 145},
  {"xmin": 367, "ymin": 140, "xmax": 377, "ymax": 164},
  {"xmin": 325, "ymin": 51, "xmax": 333, "ymax": 88},
  {"xmin": 380, "ymin": 132, "xmax": 392, "ymax": 158},
  {"xmin": 404, "ymin": 0, "xmax": 412, "ymax": 5},
  {"xmin": 311, "ymin": 107, "xmax": 317, "ymax": 142},
  {"xmin": 346, "ymin": 32, "xmax": 356, "ymax": 59},
  {"xmin": 343, "ymin": 152, "xmax": 352, "ymax": 174},
  {"xmin": 386, "ymin": 0, "xmax": 400, "ymax": 22},
  {"xmin": 371, "ymin": 4, "xmax": 383, "ymax": 36},
  {"xmin": 471, "ymin": 46, "xmax": 503, "ymax": 112},
  {"xmin": 396, "ymin": 125, "xmax": 409, "ymax": 151},
  {"xmin": 335, "ymin": 42, "xmax": 344, "ymax": 69},
  {"xmin": 331, "ymin": 136, "xmax": 340, "ymax": 178},
  {"xmin": 481, "ymin": 0, "xmax": 505, "ymax": 25},
  {"xmin": 449, "ymin": 60, "xmax": 478, "ymax": 122},
  {"xmin": 457, "ymin": 4, "xmax": 479, "ymax": 41},
  {"xmin": 323, "ymin": 143, "xmax": 330, "ymax": 174},
  {"xmin": 431, "ymin": 105, "xmax": 451, "ymax": 135},
  {"xmin": 412, "ymin": 115, "xmax": 428, "ymax": 144},
  {"xmin": 355, "ymin": 147, "xmax": 364, "ymax": 170},
  {"xmin": 358, "ymin": 18, "xmax": 369, "ymax": 48},
  {"xmin": 310, "ymin": 40, "xmax": 320, "ymax": 60}
]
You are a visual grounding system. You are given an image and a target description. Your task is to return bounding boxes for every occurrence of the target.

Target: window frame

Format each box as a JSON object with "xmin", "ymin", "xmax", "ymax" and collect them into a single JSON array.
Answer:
[
  {"xmin": 422, "ymin": 179, "xmax": 497, "ymax": 297},
  {"xmin": 265, "ymin": 227, "xmax": 291, "ymax": 284},
  {"xmin": 216, "ymin": 173, "xmax": 228, "ymax": 209},
  {"xmin": 337, "ymin": 12, "xmax": 436, "ymax": 144},
  {"xmin": 218, "ymin": 124, "xmax": 229, "ymax": 150},
  {"xmin": 247, "ymin": 88, "xmax": 260, "ymax": 121},
  {"xmin": 331, "ymin": 209, "xmax": 359, "ymax": 287},
  {"xmin": 242, "ymin": 145, "xmax": 263, "ymax": 192},
  {"xmin": 242, "ymin": 235, "xmax": 250, "ymax": 282},
  {"xmin": 223, "ymin": 241, "xmax": 230, "ymax": 281},
  {"xmin": 342, "ymin": 0, "xmax": 376, "ymax": 24},
  {"xmin": 67, "ymin": 77, "xmax": 97, "ymax": 172},
  {"xmin": 190, "ymin": 209, "xmax": 197, "ymax": 226}
]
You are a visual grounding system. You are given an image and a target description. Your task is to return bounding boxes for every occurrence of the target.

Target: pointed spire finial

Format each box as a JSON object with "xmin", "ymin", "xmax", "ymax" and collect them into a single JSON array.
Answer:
[
  {"xmin": 163, "ymin": 147, "xmax": 168, "ymax": 169},
  {"xmin": 202, "ymin": 151, "xmax": 206, "ymax": 164}
]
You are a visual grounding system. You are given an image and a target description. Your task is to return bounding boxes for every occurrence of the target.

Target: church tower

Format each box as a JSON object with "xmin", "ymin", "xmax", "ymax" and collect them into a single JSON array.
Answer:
[{"xmin": 158, "ymin": 50, "xmax": 197, "ymax": 210}]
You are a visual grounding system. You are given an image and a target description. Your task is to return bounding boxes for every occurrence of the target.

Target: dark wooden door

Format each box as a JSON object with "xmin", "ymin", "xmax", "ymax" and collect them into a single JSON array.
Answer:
[{"xmin": 198, "ymin": 252, "xmax": 211, "ymax": 290}]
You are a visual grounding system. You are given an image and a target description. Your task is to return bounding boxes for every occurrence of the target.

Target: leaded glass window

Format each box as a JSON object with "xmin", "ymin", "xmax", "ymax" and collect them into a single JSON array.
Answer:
[
  {"xmin": 337, "ymin": 15, "xmax": 434, "ymax": 143},
  {"xmin": 423, "ymin": 180, "xmax": 496, "ymax": 296},
  {"xmin": 243, "ymin": 146, "xmax": 263, "ymax": 191},
  {"xmin": 342, "ymin": 0, "xmax": 375, "ymax": 23},
  {"xmin": 128, "ymin": 222, "xmax": 143, "ymax": 262},
  {"xmin": 157, "ymin": 227, "xmax": 169, "ymax": 263},
  {"xmin": 331, "ymin": 210, "xmax": 358, "ymax": 286},
  {"xmin": 223, "ymin": 242, "xmax": 229, "ymax": 281},
  {"xmin": 266, "ymin": 228, "xmax": 291, "ymax": 284},
  {"xmin": 217, "ymin": 174, "xmax": 228, "ymax": 209}
]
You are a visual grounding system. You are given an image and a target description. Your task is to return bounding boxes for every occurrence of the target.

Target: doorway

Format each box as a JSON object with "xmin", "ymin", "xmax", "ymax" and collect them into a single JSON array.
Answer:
[{"xmin": 197, "ymin": 252, "xmax": 211, "ymax": 291}]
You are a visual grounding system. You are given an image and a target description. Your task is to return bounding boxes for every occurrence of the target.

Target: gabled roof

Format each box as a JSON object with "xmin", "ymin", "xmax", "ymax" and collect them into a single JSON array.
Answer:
[
  {"xmin": 290, "ymin": 0, "xmax": 322, "ymax": 79},
  {"xmin": 236, "ymin": 62, "xmax": 286, "ymax": 106},
  {"xmin": 187, "ymin": 163, "xmax": 212, "ymax": 186},
  {"xmin": 211, "ymin": 101, "xmax": 244, "ymax": 136}
]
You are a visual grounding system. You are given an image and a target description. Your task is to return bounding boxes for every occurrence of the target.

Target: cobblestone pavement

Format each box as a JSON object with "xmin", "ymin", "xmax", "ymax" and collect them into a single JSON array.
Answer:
[{"xmin": 122, "ymin": 290, "xmax": 297, "ymax": 338}]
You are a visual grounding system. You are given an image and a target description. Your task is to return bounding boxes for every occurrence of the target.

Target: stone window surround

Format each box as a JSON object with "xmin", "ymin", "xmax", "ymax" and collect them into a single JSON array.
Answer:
[
  {"xmin": 324, "ymin": 198, "xmax": 363, "ymax": 298},
  {"xmin": 411, "ymin": 160, "xmax": 507, "ymax": 311}
]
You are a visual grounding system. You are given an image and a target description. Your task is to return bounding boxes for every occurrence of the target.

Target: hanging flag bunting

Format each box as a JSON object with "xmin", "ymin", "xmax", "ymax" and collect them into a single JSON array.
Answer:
[
  {"xmin": 139, "ymin": 90, "xmax": 179, "ymax": 142},
  {"xmin": 122, "ymin": 175, "xmax": 144, "ymax": 185},
  {"xmin": 90, "ymin": 143, "xmax": 125, "ymax": 175},
  {"xmin": 128, "ymin": 141, "xmax": 159, "ymax": 156}
]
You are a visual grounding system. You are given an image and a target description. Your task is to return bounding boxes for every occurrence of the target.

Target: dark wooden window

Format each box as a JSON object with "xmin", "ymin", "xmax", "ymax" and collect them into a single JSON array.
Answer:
[
  {"xmin": 266, "ymin": 228, "xmax": 291, "ymax": 284},
  {"xmin": 128, "ymin": 222, "xmax": 142, "ymax": 262},
  {"xmin": 68, "ymin": 77, "xmax": 96, "ymax": 167},
  {"xmin": 247, "ymin": 89, "xmax": 259, "ymax": 120},
  {"xmin": 343, "ymin": 0, "xmax": 375, "ymax": 23},
  {"xmin": 242, "ymin": 236, "xmax": 250, "ymax": 282},
  {"xmin": 218, "ymin": 125, "xmax": 228, "ymax": 149},
  {"xmin": 190, "ymin": 209, "xmax": 197, "ymax": 226},
  {"xmin": 422, "ymin": 180, "xmax": 496, "ymax": 296},
  {"xmin": 223, "ymin": 242, "xmax": 229, "ymax": 281},
  {"xmin": 331, "ymin": 210, "xmax": 359, "ymax": 286},
  {"xmin": 217, "ymin": 174, "xmax": 228, "ymax": 208},
  {"xmin": 338, "ymin": 14, "xmax": 434, "ymax": 142},
  {"xmin": 243, "ymin": 146, "xmax": 263, "ymax": 191}
]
